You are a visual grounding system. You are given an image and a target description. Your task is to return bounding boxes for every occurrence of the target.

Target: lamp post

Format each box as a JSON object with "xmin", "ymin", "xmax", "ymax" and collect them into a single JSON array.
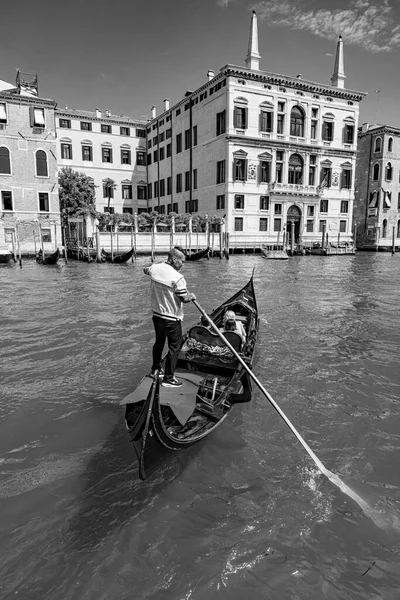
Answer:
[{"xmin": 94, "ymin": 217, "xmax": 101, "ymax": 262}]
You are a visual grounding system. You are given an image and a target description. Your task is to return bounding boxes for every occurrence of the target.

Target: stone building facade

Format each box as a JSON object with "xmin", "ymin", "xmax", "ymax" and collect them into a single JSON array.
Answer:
[
  {"xmin": 145, "ymin": 12, "xmax": 366, "ymax": 245},
  {"xmin": 354, "ymin": 123, "xmax": 400, "ymax": 250},
  {"xmin": 0, "ymin": 73, "xmax": 60, "ymax": 251},
  {"xmin": 56, "ymin": 108, "xmax": 147, "ymax": 215}
]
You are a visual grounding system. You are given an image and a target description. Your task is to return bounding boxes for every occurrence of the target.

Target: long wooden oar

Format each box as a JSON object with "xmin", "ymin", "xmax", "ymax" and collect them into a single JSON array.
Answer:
[{"xmin": 193, "ymin": 299, "xmax": 396, "ymax": 531}]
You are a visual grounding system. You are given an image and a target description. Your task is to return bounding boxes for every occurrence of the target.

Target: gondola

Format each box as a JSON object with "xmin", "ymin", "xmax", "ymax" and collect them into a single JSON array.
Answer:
[
  {"xmin": 36, "ymin": 248, "xmax": 60, "ymax": 265},
  {"xmin": 174, "ymin": 246, "xmax": 210, "ymax": 261},
  {"xmin": 101, "ymin": 247, "xmax": 134, "ymax": 263},
  {"xmin": 121, "ymin": 274, "xmax": 259, "ymax": 480}
]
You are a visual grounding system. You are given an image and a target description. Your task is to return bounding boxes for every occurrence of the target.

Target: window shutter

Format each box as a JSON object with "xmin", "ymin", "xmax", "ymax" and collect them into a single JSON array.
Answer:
[
  {"xmin": 29, "ymin": 106, "xmax": 35, "ymax": 127},
  {"xmin": 233, "ymin": 107, "xmax": 238, "ymax": 128},
  {"xmin": 244, "ymin": 108, "xmax": 248, "ymax": 129},
  {"xmin": 244, "ymin": 159, "xmax": 248, "ymax": 180}
]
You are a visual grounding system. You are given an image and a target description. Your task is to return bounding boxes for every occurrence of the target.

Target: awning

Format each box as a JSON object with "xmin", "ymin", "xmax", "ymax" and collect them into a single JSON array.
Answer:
[
  {"xmin": 33, "ymin": 108, "xmax": 45, "ymax": 126},
  {"xmin": 0, "ymin": 103, "xmax": 7, "ymax": 122}
]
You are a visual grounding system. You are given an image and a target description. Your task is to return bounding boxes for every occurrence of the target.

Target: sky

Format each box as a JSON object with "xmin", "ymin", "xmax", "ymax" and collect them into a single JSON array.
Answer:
[{"xmin": 2, "ymin": 0, "xmax": 400, "ymax": 127}]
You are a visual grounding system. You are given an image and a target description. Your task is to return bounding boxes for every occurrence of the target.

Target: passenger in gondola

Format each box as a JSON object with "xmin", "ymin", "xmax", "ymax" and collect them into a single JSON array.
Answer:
[
  {"xmin": 144, "ymin": 247, "xmax": 196, "ymax": 388},
  {"xmin": 220, "ymin": 310, "xmax": 246, "ymax": 343}
]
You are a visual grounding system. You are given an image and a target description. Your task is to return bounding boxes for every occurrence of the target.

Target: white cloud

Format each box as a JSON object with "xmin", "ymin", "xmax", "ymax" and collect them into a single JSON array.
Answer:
[
  {"xmin": 217, "ymin": 0, "xmax": 231, "ymax": 7},
  {"xmin": 253, "ymin": 0, "xmax": 400, "ymax": 52}
]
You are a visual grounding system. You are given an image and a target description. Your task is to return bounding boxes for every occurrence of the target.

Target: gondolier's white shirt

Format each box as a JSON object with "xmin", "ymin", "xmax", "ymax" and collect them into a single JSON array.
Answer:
[{"xmin": 144, "ymin": 262, "xmax": 187, "ymax": 321}]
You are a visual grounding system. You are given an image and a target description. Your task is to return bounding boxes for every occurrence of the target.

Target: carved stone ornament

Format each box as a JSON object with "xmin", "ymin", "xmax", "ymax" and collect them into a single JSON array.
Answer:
[
  {"xmin": 248, "ymin": 162, "xmax": 257, "ymax": 180},
  {"xmin": 332, "ymin": 171, "xmax": 340, "ymax": 186}
]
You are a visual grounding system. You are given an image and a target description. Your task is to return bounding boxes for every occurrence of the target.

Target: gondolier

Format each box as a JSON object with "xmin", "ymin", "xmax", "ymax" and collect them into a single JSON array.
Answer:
[{"xmin": 144, "ymin": 248, "xmax": 196, "ymax": 388}]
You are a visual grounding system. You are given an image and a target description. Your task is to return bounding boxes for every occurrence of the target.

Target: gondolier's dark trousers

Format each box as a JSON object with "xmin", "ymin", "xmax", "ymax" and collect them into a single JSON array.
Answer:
[{"xmin": 152, "ymin": 315, "xmax": 182, "ymax": 380}]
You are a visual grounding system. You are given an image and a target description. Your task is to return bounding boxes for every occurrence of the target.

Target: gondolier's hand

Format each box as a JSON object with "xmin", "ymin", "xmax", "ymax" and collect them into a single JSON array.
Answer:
[{"xmin": 183, "ymin": 292, "xmax": 196, "ymax": 302}]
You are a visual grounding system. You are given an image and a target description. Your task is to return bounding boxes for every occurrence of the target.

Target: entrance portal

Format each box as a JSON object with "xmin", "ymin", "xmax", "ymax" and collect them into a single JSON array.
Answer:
[{"xmin": 286, "ymin": 205, "xmax": 302, "ymax": 246}]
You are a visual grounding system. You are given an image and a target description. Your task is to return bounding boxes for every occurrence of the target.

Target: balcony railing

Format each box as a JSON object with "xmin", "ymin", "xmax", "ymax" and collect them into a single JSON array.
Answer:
[{"xmin": 270, "ymin": 182, "xmax": 318, "ymax": 195}]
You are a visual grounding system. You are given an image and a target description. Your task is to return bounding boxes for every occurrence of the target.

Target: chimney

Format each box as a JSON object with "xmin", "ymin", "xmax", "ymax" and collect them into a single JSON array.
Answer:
[
  {"xmin": 151, "ymin": 105, "xmax": 156, "ymax": 119},
  {"xmin": 207, "ymin": 70, "xmax": 215, "ymax": 81},
  {"xmin": 163, "ymin": 98, "xmax": 170, "ymax": 111},
  {"xmin": 296, "ymin": 74, "xmax": 302, "ymax": 79},
  {"xmin": 95, "ymin": 108, "xmax": 101, "ymax": 118},
  {"xmin": 105, "ymin": 109, "xmax": 111, "ymax": 117},
  {"xmin": 361, "ymin": 123, "xmax": 370, "ymax": 133}
]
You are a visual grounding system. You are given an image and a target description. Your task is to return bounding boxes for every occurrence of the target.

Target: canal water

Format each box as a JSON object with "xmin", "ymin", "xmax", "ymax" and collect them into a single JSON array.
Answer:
[{"xmin": 1, "ymin": 252, "xmax": 400, "ymax": 600}]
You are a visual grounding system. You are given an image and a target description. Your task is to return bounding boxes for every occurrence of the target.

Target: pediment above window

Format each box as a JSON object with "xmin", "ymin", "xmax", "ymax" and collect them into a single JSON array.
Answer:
[
  {"xmin": 101, "ymin": 142, "xmax": 112, "ymax": 147},
  {"xmin": 81, "ymin": 139, "xmax": 92, "ymax": 145},
  {"xmin": 60, "ymin": 137, "xmax": 72, "ymax": 143},
  {"xmin": 232, "ymin": 149, "xmax": 248, "ymax": 158},
  {"xmin": 323, "ymin": 113, "xmax": 335, "ymax": 121},
  {"xmin": 259, "ymin": 101, "xmax": 273, "ymax": 109},
  {"xmin": 137, "ymin": 180, "xmax": 146, "ymax": 185},
  {"xmin": 258, "ymin": 151, "xmax": 273, "ymax": 161},
  {"xmin": 120, "ymin": 143, "xmax": 131, "ymax": 149},
  {"xmin": 320, "ymin": 159, "xmax": 332, "ymax": 166},
  {"xmin": 233, "ymin": 96, "xmax": 248, "ymax": 105},
  {"xmin": 341, "ymin": 161, "xmax": 353, "ymax": 168}
]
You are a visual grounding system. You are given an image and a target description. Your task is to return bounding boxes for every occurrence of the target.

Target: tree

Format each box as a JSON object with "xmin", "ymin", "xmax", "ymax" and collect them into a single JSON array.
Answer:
[
  {"xmin": 102, "ymin": 177, "xmax": 117, "ymax": 212},
  {"xmin": 59, "ymin": 167, "xmax": 97, "ymax": 225}
]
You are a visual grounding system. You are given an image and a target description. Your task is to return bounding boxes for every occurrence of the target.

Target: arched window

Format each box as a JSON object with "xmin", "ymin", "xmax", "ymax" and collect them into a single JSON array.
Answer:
[
  {"xmin": 0, "ymin": 146, "xmax": 11, "ymax": 174},
  {"xmin": 388, "ymin": 137, "xmax": 393, "ymax": 152},
  {"xmin": 35, "ymin": 150, "xmax": 48, "ymax": 177},
  {"xmin": 385, "ymin": 162, "xmax": 393, "ymax": 181},
  {"xmin": 382, "ymin": 219, "xmax": 387, "ymax": 238},
  {"xmin": 290, "ymin": 106, "xmax": 305, "ymax": 137},
  {"xmin": 374, "ymin": 137, "xmax": 381, "ymax": 152},
  {"xmin": 288, "ymin": 153, "xmax": 303, "ymax": 184},
  {"xmin": 373, "ymin": 163, "xmax": 379, "ymax": 180}
]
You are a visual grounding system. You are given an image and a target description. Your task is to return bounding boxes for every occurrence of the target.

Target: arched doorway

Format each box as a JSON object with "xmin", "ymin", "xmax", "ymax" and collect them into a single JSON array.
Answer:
[{"xmin": 286, "ymin": 205, "xmax": 302, "ymax": 245}]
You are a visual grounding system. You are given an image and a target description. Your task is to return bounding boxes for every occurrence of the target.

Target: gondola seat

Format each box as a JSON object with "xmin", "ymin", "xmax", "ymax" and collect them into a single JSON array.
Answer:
[
  {"xmin": 187, "ymin": 325, "xmax": 225, "ymax": 347},
  {"xmin": 222, "ymin": 331, "xmax": 243, "ymax": 352}
]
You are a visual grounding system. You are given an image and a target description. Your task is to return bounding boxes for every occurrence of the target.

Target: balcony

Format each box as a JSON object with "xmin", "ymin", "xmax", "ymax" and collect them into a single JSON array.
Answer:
[{"xmin": 270, "ymin": 182, "xmax": 318, "ymax": 196}]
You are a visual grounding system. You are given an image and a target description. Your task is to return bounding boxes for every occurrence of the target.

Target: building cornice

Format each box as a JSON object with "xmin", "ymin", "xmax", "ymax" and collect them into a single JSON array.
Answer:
[
  {"xmin": 221, "ymin": 64, "xmax": 367, "ymax": 102},
  {"xmin": 358, "ymin": 125, "xmax": 400, "ymax": 138},
  {"xmin": 55, "ymin": 109, "xmax": 147, "ymax": 127},
  {"xmin": 0, "ymin": 91, "xmax": 57, "ymax": 107}
]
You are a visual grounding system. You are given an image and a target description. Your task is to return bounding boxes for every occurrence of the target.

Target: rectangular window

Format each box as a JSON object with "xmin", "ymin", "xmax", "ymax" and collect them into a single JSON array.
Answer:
[
  {"xmin": 216, "ymin": 160, "xmax": 225, "ymax": 184},
  {"xmin": 273, "ymin": 218, "xmax": 281, "ymax": 232},
  {"xmin": 38, "ymin": 192, "xmax": 49, "ymax": 212},
  {"xmin": 61, "ymin": 143, "xmax": 72, "ymax": 159},
  {"xmin": 319, "ymin": 219, "xmax": 327, "ymax": 232},
  {"xmin": 398, "ymin": 192, "xmax": 400, "ymax": 210},
  {"xmin": 343, "ymin": 124, "xmax": 354, "ymax": 144},
  {"xmin": 147, "ymin": 183, "xmax": 152, "ymax": 199},
  {"xmin": 276, "ymin": 150, "xmax": 283, "ymax": 183},
  {"xmin": 1, "ymin": 191, "xmax": 13, "ymax": 211},
  {"xmin": 153, "ymin": 149, "xmax": 158, "ymax": 162},
  {"xmin": 176, "ymin": 133, "xmax": 182, "ymax": 153},
  {"xmin": 101, "ymin": 124, "xmax": 112, "ymax": 133},
  {"xmin": 234, "ymin": 158, "xmax": 247, "ymax": 181},
  {"xmin": 320, "ymin": 199, "xmax": 329, "ymax": 213},
  {"xmin": 260, "ymin": 161, "xmax": 270, "ymax": 183},
  {"xmin": 193, "ymin": 125, "xmax": 197, "ymax": 146},
  {"xmin": 306, "ymin": 220, "xmax": 314, "ymax": 232},
  {"xmin": 307, "ymin": 205, "xmax": 315, "ymax": 217},
  {"xmin": 80, "ymin": 121, "xmax": 92, "ymax": 131},
  {"xmin": 322, "ymin": 121, "xmax": 334, "ymax": 142},
  {"xmin": 166, "ymin": 143, "xmax": 171, "ymax": 158},
  {"xmin": 320, "ymin": 167, "xmax": 332, "ymax": 187},
  {"xmin": 311, "ymin": 108, "xmax": 318, "ymax": 140},
  {"xmin": 147, "ymin": 153, "xmax": 152, "ymax": 165},
  {"xmin": 148, "ymin": 139, "xmax": 152, "ymax": 149},
  {"xmin": 136, "ymin": 151, "xmax": 145, "ymax": 166},
  {"xmin": 104, "ymin": 207, "xmax": 114, "ymax": 214},
  {"xmin": 259, "ymin": 218, "xmax": 268, "ymax": 231},
  {"xmin": 154, "ymin": 181, "xmax": 159, "ymax": 197},
  {"xmin": 340, "ymin": 220, "xmax": 347, "ymax": 233},
  {"xmin": 234, "ymin": 217, "xmax": 243, "ymax": 231},
  {"xmin": 274, "ymin": 203, "xmax": 282, "ymax": 215},
  {"xmin": 82, "ymin": 145, "xmax": 92, "ymax": 161},
  {"xmin": 159, "ymin": 179, "xmax": 165, "ymax": 197},
  {"xmin": 167, "ymin": 176, "xmax": 172, "ymax": 195},
  {"xmin": 122, "ymin": 184, "xmax": 133, "ymax": 199},
  {"xmin": 136, "ymin": 129, "xmax": 146, "ymax": 137},
  {"xmin": 159, "ymin": 205, "xmax": 165, "ymax": 214},
  {"xmin": 260, "ymin": 195, "xmax": 270, "ymax": 210},
  {"xmin": 277, "ymin": 102, "xmax": 285, "ymax": 134},
  {"xmin": 173, "ymin": 202, "xmax": 178, "ymax": 213},
  {"xmin": 59, "ymin": 118, "xmax": 71, "ymax": 128},
  {"xmin": 216, "ymin": 194, "xmax": 225, "ymax": 209},
  {"xmin": 41, "ymin": 228, "xmax": 52, "ymax": 243},
  {"xmin": 341, "ymin": 169, "xmax": 352, "ymax": 189},
  {"xmin": 234, "ymin": 106, "xmax": 247, "ymax": 129},
  {"xmin": 216, "ymin": 110, "xmax": 226, "ymax": 135},
  {"xmin": 102, "ymin": 147, "xmax": 113, "ymax": 163},
  {"xmin": 176, "ymin": 173, "xmax": 182, "ymax": 193},
  {"xmin": 159, "ymin": 132, "xmax": 165, "ymax": 142},
  {"xmin": 193, "ymin": 169, "xmax": 197, "ymax": 190},
  {"xmin": 121, "ymin": 149, "xmax": 131, "ymax": 164},
  {"xmin": 235, "ymin": 194, "xmax": 244, "ymax": 209},
  {"xmin": 340, "ymin": 200, "xmax": 349, "ymax": 213},
  {"xmin": 123, "ymin": 207, "xmax": 133, "ymax": 214},
  {"xmin": 32, "ymin": 108, "xmax": 45, "ymax": 127},
  {"xmin": 185, "ymin": 171, "xmax": 190, "ymax": 191},
  {"xmin": 185, "ymin": 129, "xmax": 191, "ymax": 150},
  {"xmin": 159, "ymin": 147, "xmax": 165, "ymax": 161},
  {"xmin": 120, "ymin": 126, "xmax": 130, "ymax": 136},
  {"xmin": 309, "ymin": 154, "xmax": 317, "ymax": 185},
  {"xmin": 103, "ymin": 184, "xmax": 114, "ymax": 199},
  {"xmin": 260, "ymin": 111, "xmax": 273, "ymax": 133}
]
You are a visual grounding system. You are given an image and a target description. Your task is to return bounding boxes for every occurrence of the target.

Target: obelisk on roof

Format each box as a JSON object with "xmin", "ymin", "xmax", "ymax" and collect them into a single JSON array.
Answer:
[
  {"xmin": 245, "ymin": 10, "xmax": 261, "ymax": 71},
  {"xmin": 331, "ymin": 35, "xmax": 346, "ymax": 88}
]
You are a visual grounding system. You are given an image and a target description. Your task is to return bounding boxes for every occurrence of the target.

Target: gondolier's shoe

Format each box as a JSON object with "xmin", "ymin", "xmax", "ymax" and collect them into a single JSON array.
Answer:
[{"xmin": 161, "ymin": 377, "xmax": 182, "ymax": 388}]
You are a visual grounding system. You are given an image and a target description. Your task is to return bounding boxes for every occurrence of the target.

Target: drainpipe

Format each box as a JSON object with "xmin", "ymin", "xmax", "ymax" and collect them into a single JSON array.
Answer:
[{"xmin": 189, "ymin": 97, "xmax": 193, "ymax": 214}]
